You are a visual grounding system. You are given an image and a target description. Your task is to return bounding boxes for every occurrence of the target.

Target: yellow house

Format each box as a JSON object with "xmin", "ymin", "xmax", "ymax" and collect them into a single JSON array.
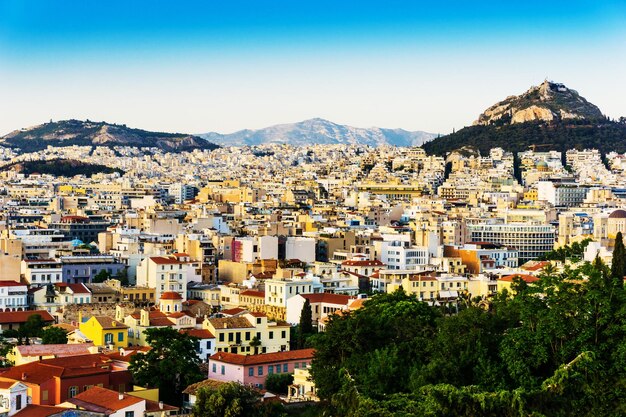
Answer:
[{"xmin": 79, "ymin": 314, "xmax": 129, "ymax": 348}]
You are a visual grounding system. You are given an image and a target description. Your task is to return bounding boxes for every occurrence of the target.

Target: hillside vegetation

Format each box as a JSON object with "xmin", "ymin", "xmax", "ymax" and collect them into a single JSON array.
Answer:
[{"xmin": 1, "ymin": 119, "xmax": 218, "ymax": 153}]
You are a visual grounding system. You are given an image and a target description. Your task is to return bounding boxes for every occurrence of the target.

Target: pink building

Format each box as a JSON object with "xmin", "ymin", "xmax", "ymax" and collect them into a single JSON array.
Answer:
[{"xmin": 208, "ymin": 348, "xmax": 315, "ymax": 390}]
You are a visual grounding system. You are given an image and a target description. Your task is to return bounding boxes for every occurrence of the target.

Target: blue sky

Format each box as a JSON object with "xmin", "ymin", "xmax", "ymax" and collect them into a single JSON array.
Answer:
[{"xmin": 1, "ymin": 1, "xmax": 625, "ymax": 135}]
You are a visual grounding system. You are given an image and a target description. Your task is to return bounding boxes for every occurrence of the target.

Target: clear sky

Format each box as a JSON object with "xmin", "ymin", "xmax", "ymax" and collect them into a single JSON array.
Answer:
[{"xmin": 1, "ymin": 0, "xmax": 625, "ymax": 136}]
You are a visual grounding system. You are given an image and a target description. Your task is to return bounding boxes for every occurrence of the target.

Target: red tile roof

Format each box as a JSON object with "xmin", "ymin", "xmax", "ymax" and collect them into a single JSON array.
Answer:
[
  {"xmin": 15, "ymin": 343, "xmax": 94, "ymax": 358},
  {"xmin": 220, "ymin": 307, "xmax": 247, "ymax": 316},
  {"xmin": 0, "ymin": 281, "xmax": 25, "ymax": 287},
  {"xmin": 180, "ymin": 328, "xmax": 215, "ymax": 339},
  {"xmin": 13, "ymin": 405, "xmax": 68, "ymax": 417},
  {"xmin": 0, "ymin": 310, "xmax": 54, "ymax": 325},
  {"xmin": 300, "ymin": 293, "xmax": 354, "ymax": 305},
  {"xmin": 240, "ymin": 290, "xmax": 265, "ymax": 297},
  {"xmin": 69, "ymin": 386, "xmax": 143, "ymax": 412},
  {"xmin": 160, "ymin": 291, "xmax": 183, "ymax": 300},
  {"xmin": 0, "ymin": 354, "xmax": 117, "ymax": 384},
  {"xmin": 499, "ymin": 274, "xmax": 540, "ymax": 283},
  {"xmin": 210, "ymin": 349, "xmax": 315, "ymax": 366},
  {"xmin": 150, "ymin": 257, "xmax": 184, "ymax": 265}
]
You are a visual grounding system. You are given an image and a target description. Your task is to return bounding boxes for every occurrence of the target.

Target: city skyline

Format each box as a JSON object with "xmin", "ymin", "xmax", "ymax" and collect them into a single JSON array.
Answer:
[{"xmin": 1, "ymin": 0, "xmax": 625, "ymax": 136}]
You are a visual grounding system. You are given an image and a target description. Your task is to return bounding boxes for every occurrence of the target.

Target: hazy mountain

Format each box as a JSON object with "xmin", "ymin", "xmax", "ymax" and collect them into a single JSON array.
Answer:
[
  {"xmin": 1, "ymin": 120, "xmax": 219, "ymax": 153},
  {"xmin": 199, "ymin": 118, "xmax": 437, "ymax": 147},
  {"xmin": 423, "ymin": 81, "xmax": 626, "ymax": 155}
]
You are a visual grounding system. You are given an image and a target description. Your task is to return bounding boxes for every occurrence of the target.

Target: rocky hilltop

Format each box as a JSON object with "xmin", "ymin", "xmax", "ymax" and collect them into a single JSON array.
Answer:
[
  {"xmin": 474, "ymin": 80, "xmax": 604, "ymax": 126},
  {"xmin": 200, "ymin": 118, "xmax": 437, "ymax": 147},
  {"xmin": 422, "ymin": 81, "xmax": 626, "ymax": 156},
  {"xmin": 1, "ymin": 120, "xmax": 219, "ymax": 153}
]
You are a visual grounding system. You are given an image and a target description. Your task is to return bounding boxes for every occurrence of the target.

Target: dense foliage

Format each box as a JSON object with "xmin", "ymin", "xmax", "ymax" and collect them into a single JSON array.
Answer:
[
  {"xmin": 310, "ymin": 258, "xmax": 626, "ymax": 416},
  {"xmin": 41, "ymin": 326, "xmax": 68, "ymax": 344},
  {"xmin": 539, "ymin": 238, "xmax": 592, "ymax": 262},
  {"xmin": 422, "ymin": 120, "xmax": 626, "ymax": 156},
  {"xmin": 193, "ymin": 382, "xmax": 287, "ymax": 417},
  {"xmin": 2, "ymin": 159, "xmax": 124, "ymax": 177},
  {"xmin": 3, "ymin": 314, "xmax": 47, "ymax": 345},
  {"xmin": 265, "ymin": 373, "xmax": 294, "ymax": 395},
  {"xmin": 129, "ymin": 327, "xmax": 204, "ymax": 406}
]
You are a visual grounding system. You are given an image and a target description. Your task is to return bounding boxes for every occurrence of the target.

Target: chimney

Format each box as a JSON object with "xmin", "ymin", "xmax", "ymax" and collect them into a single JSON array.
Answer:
[
  {"xmin": 159, "ymin": 401, "xmax": 163, "ymax": 410},
  {"xmin": 119, "ymin": 393, "xmax": 124, "ymax": 400},
  {"xmin": 21, "ymin": 372, "xmax": 27, "ymax": 380}
]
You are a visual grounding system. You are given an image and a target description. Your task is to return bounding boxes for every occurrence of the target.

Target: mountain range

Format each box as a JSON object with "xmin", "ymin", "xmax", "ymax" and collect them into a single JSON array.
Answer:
[
  {"xmin": 199, "ymin": 118, "xmax": 438, "ymax": 147},
  {"xmin": 423, "ymin": 80, "xmax": 626, "ymax": 155}
]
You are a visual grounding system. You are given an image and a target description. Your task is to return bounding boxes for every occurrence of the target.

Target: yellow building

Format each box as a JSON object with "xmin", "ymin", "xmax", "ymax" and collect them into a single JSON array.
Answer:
[{"xmin": 79, "ymin": 314, "xmax": 129, "ymax": 348}]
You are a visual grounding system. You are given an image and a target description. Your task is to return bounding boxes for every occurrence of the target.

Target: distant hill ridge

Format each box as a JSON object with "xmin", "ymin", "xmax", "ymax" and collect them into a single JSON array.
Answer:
[
  {"xmin": 199, "ymin": 118, "xmax": 437, "ymax": 147},
  {"xmin": 423, "ymin": 80, "xmax": 626, "ymax": 155},
  {"xmin": 1, "ymin": 119, "xmax": 218, "ymax": 153}
]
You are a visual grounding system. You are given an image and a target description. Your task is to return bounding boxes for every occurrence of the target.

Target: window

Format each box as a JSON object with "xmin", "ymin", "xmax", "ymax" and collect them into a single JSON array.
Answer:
[
  {"xmin": 212, "ymin": 364, "xmax": 217, "ymax": 373},
  {"xmin": 283, "ymin": 364, "xmax": 288, "ymax": 372},
  {"xmin": 221, "ymin": 365, "xmax": 225, "ymax": 375},
  {"xmin": 69, "ymin": 386, "xmax": 78, "ymax": 398},
  {"xmin": 268, "ymin": 365, "xmax": 274, "ymax": 374},
  {"xmin": 269, "ymin": 331, "xmax": 273, "ymax": 340},
  {"xmin": 249, "ymin": 367, "xmax": 254, "ymax": 376},
  {"xmin": 118, "ymin": 332, "xmax": 124, "ymax": 342},
  {"xmin": 245, "ymin": 332, "xmax": 250, "ymax": 341},
  {"xmin": 258, "ymin": 366, "xmax": 263, "ymax": 376},
  {"xmin": 105, "ymin": 333, "xmax": 113, "ymax": 344},
  {"xmin": 125, "ymin": 412, "xmax": 135, "ymax": 417},
  {"xmin": 206, "ymin": 341, "xmax": 211, "ymax": 349},
  {"xmin": 228, "ymin": 333, "xmax": 234, "ymax": 342},
  {"xmin": 281, "ymin": 330, "xmax": 286, "ymax": 338},
  {"xmin": 294, "ymin": 362, "xmax": 299, "ymax": 369},
  {"xmin": 219, "ymin": 333, "xmax": 225, "ymax": 342}
]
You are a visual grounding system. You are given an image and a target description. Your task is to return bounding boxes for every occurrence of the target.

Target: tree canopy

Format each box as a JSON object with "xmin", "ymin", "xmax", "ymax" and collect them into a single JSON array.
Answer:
[
  {"xmin": 129, "ymin": 327, "xmax": 204, "ymax": 406},
  {"xmin": 41, "ymin": 326, "xmax": 68, "ymax": 344},
  {"xmin": 310, "ymin": 260, "xmax": 626, "ymax": 416}
]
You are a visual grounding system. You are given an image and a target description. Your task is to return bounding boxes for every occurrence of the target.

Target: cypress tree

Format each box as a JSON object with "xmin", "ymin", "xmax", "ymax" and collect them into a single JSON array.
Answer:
[
  {"xmin": 299, "ymin": 298, "xmax": 313, "ymax": 335},
  {"xmin": 611, "ymin": 231, "xmax": 626, "ymax": 285}
]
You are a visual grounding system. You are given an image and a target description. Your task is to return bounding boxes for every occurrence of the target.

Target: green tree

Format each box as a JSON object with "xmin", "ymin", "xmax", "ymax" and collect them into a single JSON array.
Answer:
[
  {"xmin": 93, "ymin": 269, "xmax": 111, "ymax": 283},
  {"xmin": 310, "ymin": 289, "xmax": 439, "ymax": 399},
  {"xmin": 41, "ymin": 326, "xmax": 68, "ymax": 344},
  {"xmin": 192, "ymin": 382, "xmax": 262, "ymax": 417},
  {"xmin": 249, "ymin": 335, "xmax": 262, "ymax": 355},
  {"xmin": 299, "ymin": 298, "xmax": 313, "ymax": 335},
  {"xmin": 611, "ymin": 231, "xmax": 626, "ymax": 284},
  {"xmin": 264, "ymin": 373, "xmax": 293, "ymax": 395},
  {"xmin": 129, "ymin": 327, "xmax": 203, "ymax": 406},
  {"xmin": 19, "ymin": 314, "xmax": 45, "ymax": 344}
]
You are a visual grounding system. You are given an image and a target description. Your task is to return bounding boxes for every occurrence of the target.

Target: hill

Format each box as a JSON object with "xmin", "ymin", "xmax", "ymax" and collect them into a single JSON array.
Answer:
[
  {"xmin": 199, "ymin": 118, "xmax": 437, "ymax": 147},
  {"xmin": 423, "ymin": 81, "xmax": 626, "ymax": 155},
  {"xmin": 1, "ymin": 120, "xmax": 219, "ymax": 153},
  {"xmin": 1, "ymin": 159, "xmax": 124, "ymax": 177}
]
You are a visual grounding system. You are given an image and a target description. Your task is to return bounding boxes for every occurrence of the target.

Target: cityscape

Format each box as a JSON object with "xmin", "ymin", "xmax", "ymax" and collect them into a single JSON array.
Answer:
[{"xmin": 1, "ymin": 1, "xmax": 626, "ymax": 417}]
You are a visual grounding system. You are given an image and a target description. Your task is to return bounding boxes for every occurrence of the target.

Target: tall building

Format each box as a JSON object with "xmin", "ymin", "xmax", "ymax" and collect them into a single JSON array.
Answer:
[{"xmin": 467, "ymin": 223, "xmax": 555, "ymax": 263}]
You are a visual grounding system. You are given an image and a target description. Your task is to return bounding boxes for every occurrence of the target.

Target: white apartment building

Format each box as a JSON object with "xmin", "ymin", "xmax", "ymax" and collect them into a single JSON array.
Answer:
[
  {"xmin": 136, "ymin": 253, "xmax": 202, "ymax": 301},
  {"xmin": 264, "ymin": 274, "xmax": 324, "ymax": 307},
  {"xmin": 380, "ymin": 240, "xmax": 429, "ymax": 270},
  {"xmin": 537, "ymin": 181, "xmax": 590, "ymax": 207},
  {"xmin": 0, "ymin": 281, "xmax": 28, "ymax": 311}
]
